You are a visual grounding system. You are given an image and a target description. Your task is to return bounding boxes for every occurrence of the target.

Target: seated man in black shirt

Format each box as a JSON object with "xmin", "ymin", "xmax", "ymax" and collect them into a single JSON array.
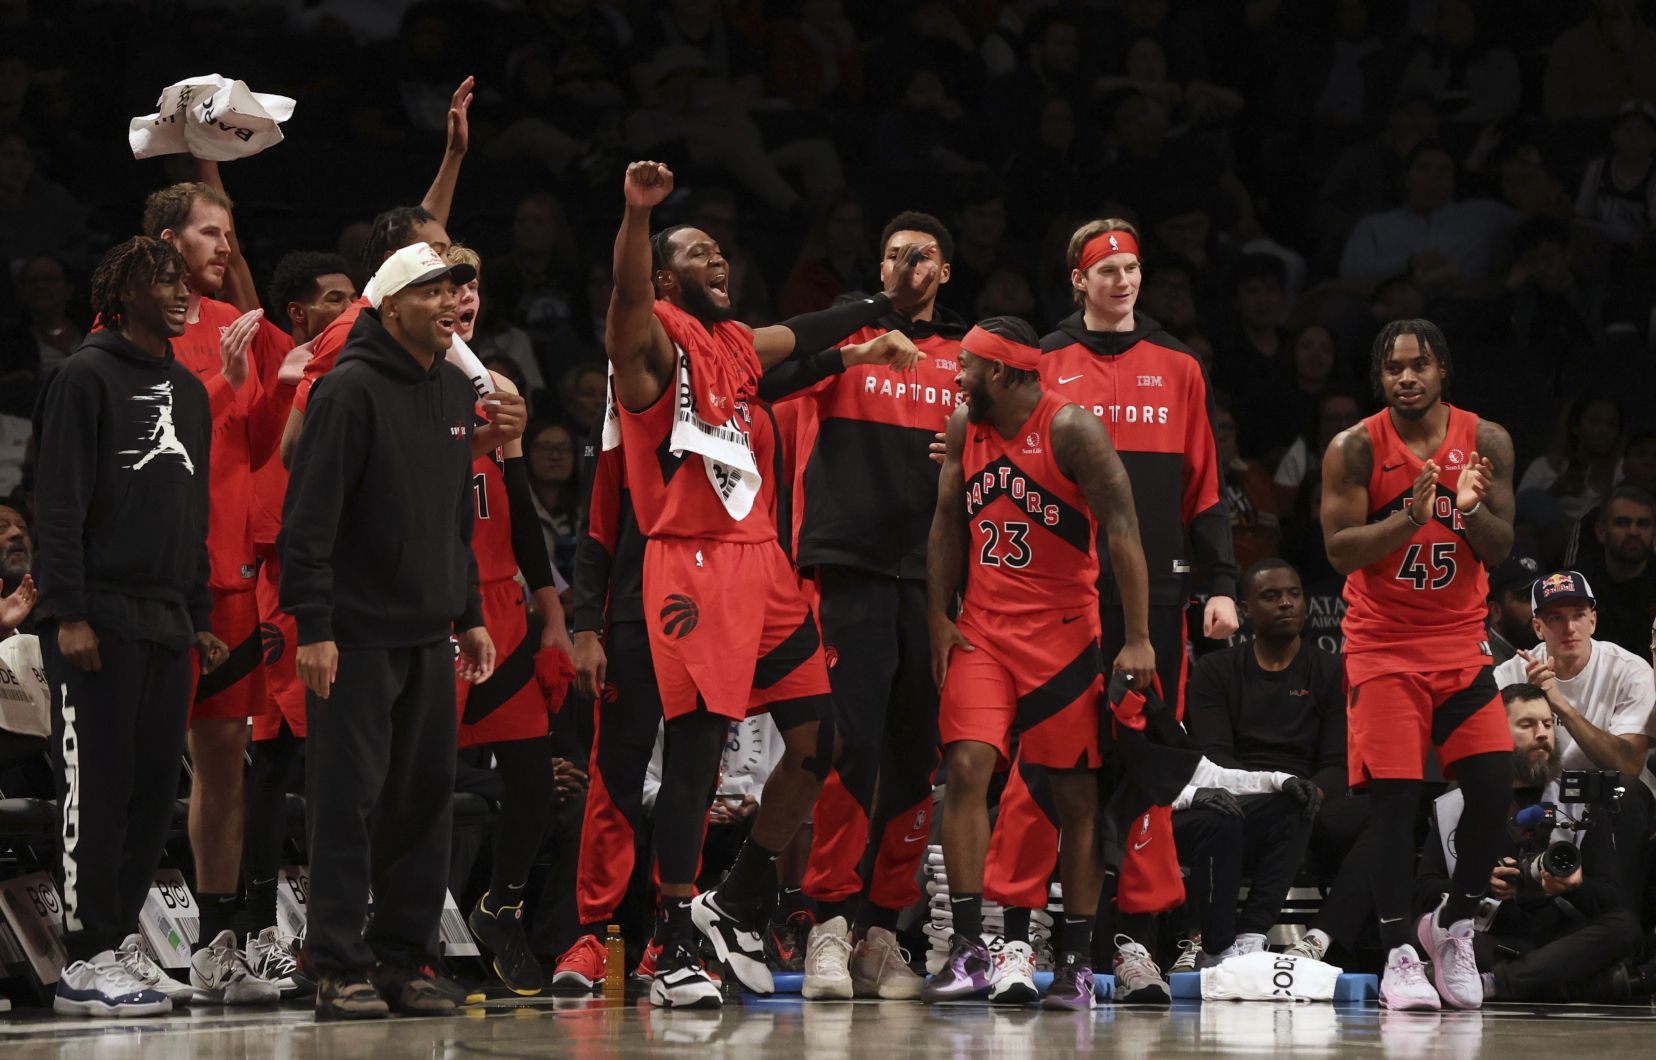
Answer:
[
  {"xmin": 1580, "ymin": 486, "xmax": 1656, "ymax": 659},
  {"xmin": 1172, "ymin": 559, "xmax": 1345, "ymax": 967}
]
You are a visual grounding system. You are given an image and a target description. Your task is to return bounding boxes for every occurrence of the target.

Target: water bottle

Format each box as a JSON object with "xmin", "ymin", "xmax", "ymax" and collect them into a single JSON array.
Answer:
[{"xmin": 604, "ymin": 924, "xmax": 626, "ymax": 1003}]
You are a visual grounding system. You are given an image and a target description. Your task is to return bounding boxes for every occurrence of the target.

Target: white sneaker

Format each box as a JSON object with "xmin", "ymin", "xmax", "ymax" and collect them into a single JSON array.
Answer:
[
  {"xmin": 190, "ymin": 929, "xmax": 280, "ymax": 1004},
  {"xmin": 55, "ymin": 951, "xmax": 172, "ymax": 1017},
  {"xmin": 1215, "ymin": 932, "xmax": 1268, "ymax": 963},
  {"xmin": 1112, "ymin": 934, "xmax": 1170, "ymax": 1004},
  {"xmin": 1415, "ymin": 901, "xmax": 1482, "ymax": 1010},
  {"xmin": 115, "ymin": 934, "xmax": 194, "ymax": 1004},
  {"xmin": 246, "ymin": 926, "xmax": 310, "ymax": 998},
  {"xmin": 650, "ymin": 941, "xmax": 722, "ymax": 1009},
  {"xmin": 1284, "ymin": 930, "xmax": 1329, "ymax": 963},
  {"xmin": 801, "ymin": 915, "xmax": 854, "ymax": 1000},
  {"xmin": 1380, "ymin": 944, "xmax": 1441, "ymax": 1011},
  {"xmin": 988, "ymin": 940, "xmax": 1039, "ymax": 1004},
  {"xmin": 850, "ymin": 926, "xmax": 924, "ymax": 999}
]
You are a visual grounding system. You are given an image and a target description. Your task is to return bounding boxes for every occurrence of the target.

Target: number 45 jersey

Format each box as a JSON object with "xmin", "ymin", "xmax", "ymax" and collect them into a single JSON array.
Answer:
[
  {"xmin": 961, "ymin": 391, "xmax": 1099, "ymax": 616},
  {"xmin": 1341, "ymin": 404, "xmax": 1491, "ymax": 683}
]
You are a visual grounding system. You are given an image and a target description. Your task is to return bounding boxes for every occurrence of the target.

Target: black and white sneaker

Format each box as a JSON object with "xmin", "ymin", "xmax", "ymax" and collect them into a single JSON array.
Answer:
[
  {"xmin": 55, "ymin": 951, "xmax": 172, "ymax": 1017},
  {"xmin": 691, "ymin": 892, "xmax": 773, "ymax": 994},
  {"xmin": 650, "ymin": 941, "xmax": 722, "ymax": 1009},
  {"xmin": 247, "ymin": 927, "xmax": 312, "ymax": 999}
]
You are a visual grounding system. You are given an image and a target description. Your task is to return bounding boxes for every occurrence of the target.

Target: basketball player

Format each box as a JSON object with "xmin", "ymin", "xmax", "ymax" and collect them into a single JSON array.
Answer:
[
  {"xmin": 34, "ymin": 237, "xmax": 225, "ymax": 1016},
  {"xmin": 984, "ymin": 218, "xmax": 1238, "ymax": 1000},
  {"xmin": 143, "ymin": 179, "xmax": 297, "ymax": 1005},
  {"xmin": 925, "ymin": 316, "xmax": 1152, "ymax": 1011},
  {"xmin": 794, "ymin": 212, "xmax": 965, "ymax": 1001},
  {"xmin": 604, "ymin": 159, "xmax": 933, "ymax": 1008},
  {"xmin": 1322, "ymin": 318, "xmax": 1516, "ymax": 1010},
  {"xmin": 444, "ymin": 245, "xmax": 576, "ymax": 997},
  {"xmin": 242, "ymin": 251, "xmax": 358, "ymax": 998}
]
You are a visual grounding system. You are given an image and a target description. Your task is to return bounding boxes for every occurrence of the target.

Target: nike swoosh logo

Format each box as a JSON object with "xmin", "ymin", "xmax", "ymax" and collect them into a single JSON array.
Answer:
[
  {"xmin": 1132, "ymin": 838, "xmax": 1152, "ymax": 851},
  {"xmin": 902, "ymin": 834, "xmax": 927, "ymax": 843},
  {"xmin": 1061, "ymin": 615, "xmax": 1081, "ymax": 624},
  {"xmin": 1058, "ymin": 374, "xmax": 1084, "ymax": 385},
  {"xmin": 1382, "ymin": 462, "xmax": 1406, "ymax": 472}
]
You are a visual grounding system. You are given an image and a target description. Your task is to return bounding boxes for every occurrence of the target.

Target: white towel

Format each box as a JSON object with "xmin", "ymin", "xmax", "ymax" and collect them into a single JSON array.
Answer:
[
  {"xmin": 0, "ymin": 634, "xmax": 49, "ymax": 738},
  {"xmin": 1199, "ymin": 952, "xmax": 1343, "ymax": 1002},
  {"xmin": 445, "ymin": 336, "xmax": 496, "ymax": 400},
  {"xmin": 129, "ymin": 74, "xmax": 295, "ymax": 161},
  {"xmin": 598, "ymin": 350, "xmax": 760, "ymax": 520}
]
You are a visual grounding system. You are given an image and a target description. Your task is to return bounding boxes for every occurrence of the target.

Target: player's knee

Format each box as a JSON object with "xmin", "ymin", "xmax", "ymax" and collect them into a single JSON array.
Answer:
[{"xmin": 942, "ymin": 742, "xmax": 996, "ymax": 796}]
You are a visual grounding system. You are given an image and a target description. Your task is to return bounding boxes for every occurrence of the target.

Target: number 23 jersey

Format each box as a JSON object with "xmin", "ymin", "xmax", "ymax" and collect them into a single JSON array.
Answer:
[
  {"xmin": 961, "ymin": 391, "xmax": 1098, "ymax": 616},
  {"xmin": 1341, "ymin": 404, "xmax": 1490, "ymax": 682}
]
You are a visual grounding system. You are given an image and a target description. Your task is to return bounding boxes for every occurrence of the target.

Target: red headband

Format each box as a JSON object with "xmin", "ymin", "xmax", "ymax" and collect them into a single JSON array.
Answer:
[
  {"xmin": 1078, "ymin": 229, "xmax": 1140, "ymax": 273},
  {"xmin": 962, "ymin": 325, "xmax": 1042, "ymax": 371}
]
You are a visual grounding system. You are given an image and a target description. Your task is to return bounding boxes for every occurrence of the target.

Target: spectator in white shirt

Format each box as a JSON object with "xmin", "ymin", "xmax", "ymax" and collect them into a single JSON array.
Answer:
[{"xmin": 1493, "ymin": 570, "xmax": 1656, "ymax": 901}]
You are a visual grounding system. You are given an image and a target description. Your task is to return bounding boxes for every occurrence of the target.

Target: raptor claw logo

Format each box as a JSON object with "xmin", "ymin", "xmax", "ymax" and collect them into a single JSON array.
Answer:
[
  {"xmin": 259, "ymin": 622, "xmax": 285, "ymax": 666},
  {"xmin": 661, "ymin": 594, "xmax": 700, "ymax": 639}
]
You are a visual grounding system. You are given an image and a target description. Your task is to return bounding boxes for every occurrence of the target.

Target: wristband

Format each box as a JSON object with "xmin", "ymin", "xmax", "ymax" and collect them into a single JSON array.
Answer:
[
  {"xmin": 1406, "ymin": 505, "xmax": 1427, "ymax": 527},
  {"xmin": 1460, "ymin": 499, "xmax": 1483, "ymax": 517}
]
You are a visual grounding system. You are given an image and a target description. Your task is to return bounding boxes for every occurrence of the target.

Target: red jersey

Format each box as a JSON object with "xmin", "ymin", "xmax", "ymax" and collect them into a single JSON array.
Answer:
[
  {"xmin": 616, "ymin": 303, "xmax": 777, "ymax": 544},
  {"xmin": 961, "ymin": 392, "xmax": 1099, "ymax": 616},
  {"xmin": 172, "ymin": 297, "xmax": 295, "ymax": 591},
  {"xmin": 294, "ymin": 296, "xmax": 368, "ymax": 412},
  {"xmin": 469, "ymin": 447, "xmax": 518, "ymax": 584},
  {"xmin": 1341, "ymin": 404, "xmax": 1491, "ymax": 681}
]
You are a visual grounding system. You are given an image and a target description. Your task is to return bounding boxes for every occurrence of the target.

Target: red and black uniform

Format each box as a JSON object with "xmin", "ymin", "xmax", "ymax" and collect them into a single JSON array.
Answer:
[
  {"xmin": 173, "ymin": 297, "xmax": 296, "ymax": 723},
  {"xmin": 252, "ymin": 440, "xmax": 302, "ymax": 741},
  {"xmin": 984, "ymin": 311, "xmax": 1234, "ymax": 916},
  {"xmin": 616, "ymin": 301, "xmax": 831, "ymax": 728},
  {"xmin": 292, "ymin": 295, "xmax": 367, "ymax": 414},
  {"xmin": 795, "ymin": 309, "xmax": 964, "ymax": 918},
  {"xmin": 1343, "ymin": 405, "xmax": 1508, "ymax": 783},
  {"xmin": 939, "ymin": 391, "xmax": 1104, "ymax": 768}
]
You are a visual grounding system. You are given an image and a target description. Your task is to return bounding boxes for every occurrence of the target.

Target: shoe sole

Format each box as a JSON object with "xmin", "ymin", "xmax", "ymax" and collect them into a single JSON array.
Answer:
[
  {"xmin": 54, "ymin": 996, "xmax": 171, "ymax": 1017},
  {"xmin": 650, "ymin": 981, "xmax": 722, "ymax": 1009},
  {"xmin": 314, "ymin": 1005, "xmax": 390, "ymax": 1021},
  {"xmin": 801, "ymin": 977, "xmax": 853, "ymax": 1000},
  {"xmin": 990, "ymin": 980, "xmax": 1040, "ymax": 1005},
  {"xmin": 1042, "ymin": 996, "xmax": 1096, "ymax": 1012},
  {"xmin": 1114, "ymin": 986, "xmax": 1171, "ymax": 1004},
  {"xmin": 552, "ymin": 970, "xmax": 602, "ymax": 991},
  {"xmin": 690, "ymin": 895, "xmax": 773, "ymax": 994},
  {"xmin": 469, "ymin": 909, "xmax": 545, "ymax": 997},
  {"xmin": 1415, "ymin": 915, "xmax": 1480, "ymax": 1010},
  {"xmin": 190, "ymin": 986, "xmax": 281, "ymax": 1005},
  {"xmin": 852, "ymin": 975, "xmax": 923, "ymax": 1001},
  {"xmin": 1380, "ymin": 993, "xmax": 1442, "ymax": 1011}
]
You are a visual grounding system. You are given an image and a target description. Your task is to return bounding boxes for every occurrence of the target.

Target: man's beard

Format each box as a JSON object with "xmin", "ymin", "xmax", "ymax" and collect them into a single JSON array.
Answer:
[
  {"xmin": 1497, "ymin": 614, "xmax": 1539, "ymax": 650},
  {"xmin": 1391, "ymin": 397, "xmax": 1430, "ymax": 421},
  {"xmin": 1513, "ymin": 746, "xmax": 1558, "ymax": 788},
  {"xmin": 0, "ymin": 548, "xmax": 27, "ymax": 591},
  {"xmin": 680, "ymin": 283, "xmax": 738, "ymax": 325},
  {"xmin": 965, "ymin": 381, "xmax": 994, "ymax": 424}
]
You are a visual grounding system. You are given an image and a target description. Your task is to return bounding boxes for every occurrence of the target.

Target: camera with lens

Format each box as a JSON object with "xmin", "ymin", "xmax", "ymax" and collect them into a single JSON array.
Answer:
[{"xmin": 1510, "ymin": 771, "xmax": 1623, "ymax": 889}]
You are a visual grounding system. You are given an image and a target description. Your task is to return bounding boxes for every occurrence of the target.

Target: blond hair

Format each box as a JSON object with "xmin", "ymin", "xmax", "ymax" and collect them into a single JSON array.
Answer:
[
  {"xmin": 446, "ymin": 242, "xmax": 482, "ymax": 274},
  {"xmin": 1066, "ymin": 218, "xmax": 1140, "ymax": 305}
]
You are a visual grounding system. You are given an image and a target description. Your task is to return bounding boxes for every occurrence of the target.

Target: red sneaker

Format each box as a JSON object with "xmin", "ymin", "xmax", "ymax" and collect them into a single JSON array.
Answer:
[
  {"xmin": 632, "ymin": 940, "xmax": 662, "ymax": 981},
  {"xmin": 552, "ymin": 934, "xmax": 607, "ymax": 991}
]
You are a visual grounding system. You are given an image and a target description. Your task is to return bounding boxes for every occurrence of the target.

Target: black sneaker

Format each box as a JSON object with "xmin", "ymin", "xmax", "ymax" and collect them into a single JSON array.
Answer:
[
  {"xmin": 468, "ymin": 891, "xmax": 544, "ymax": 996},
  {"xmin": 415, "ymin": 961, "xmax": 477, "ymax": 1005},
  {"xmin": 371, "ymin": 964, "xmax": 458, "ymax": 1017},
  {"xmin": 649, "ymin": 940, "xmax": 721, "ymax": 1009},
  {"xmin": 315, "ymin": 971, "xmax": 389, "ymax": 1021},
  {"xmin": 765, "ymin": 909, "xmax": 815, "ymax": 973},
  {"xmin": 691, "ymin": 892, "xmax": 773, "ymax": 994}
]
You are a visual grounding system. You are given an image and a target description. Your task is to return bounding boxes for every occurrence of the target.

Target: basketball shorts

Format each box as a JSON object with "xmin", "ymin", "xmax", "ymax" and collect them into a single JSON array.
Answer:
[
  {"xmin": 1346, "ymin": 664, "xmax": 1511, "ymax": 786},
  {"xmin": 939, "ymin": 604, "xmax": 1103, "ymax": 770},
  {"xmin": 456, "ymin": 578, "xmax": 548, "ymax": 748},
  {"xmin": 252, "ymin": 553, "xmax": 305, "ymax": 740},
  {"xmin": 642, "ymin": 537, "xmax": 831, "ymax": 726},
  {"xmin": 192, "ymin": 586, "xmax": 266, "ymax": 724}
]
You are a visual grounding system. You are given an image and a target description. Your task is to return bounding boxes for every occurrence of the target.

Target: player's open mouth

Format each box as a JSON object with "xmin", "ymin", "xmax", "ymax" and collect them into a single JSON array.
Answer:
[
  {"xmin": 708, "ymin": 273, "xmax": 728, "ymax": 294},
  {"xmin": 166, "ymin": 304, "xmax": 187, "ymax": 322}
]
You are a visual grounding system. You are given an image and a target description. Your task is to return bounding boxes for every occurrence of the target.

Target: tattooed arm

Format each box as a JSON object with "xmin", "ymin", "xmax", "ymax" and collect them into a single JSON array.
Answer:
[
  {"xmin": 925, "ymin": 407, "xmax": 973, "ymax": 689},
  {"xmin": 1053, "ymin": 404, "xmax": 1154, "ymax": 686},
  {"xmin": 1457, "ymin": 419, "xmax": 1516, "ymax": 565},
  {"xmin": 1321, "ymin": 423, "xmax": 1433, "ymax": 574}
]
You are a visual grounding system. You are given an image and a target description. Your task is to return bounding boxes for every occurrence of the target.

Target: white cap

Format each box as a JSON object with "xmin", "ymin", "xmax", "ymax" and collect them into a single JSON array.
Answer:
[{"xmin": 366, "ymin": 242, "xmax": 476, "ymax": 309}]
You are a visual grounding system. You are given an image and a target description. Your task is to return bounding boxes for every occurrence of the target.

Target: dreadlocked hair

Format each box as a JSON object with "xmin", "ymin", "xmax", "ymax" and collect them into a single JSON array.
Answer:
[
  {"xmin": 1370, "ymin": 318, "xmax": 1453, "ymax": 400},
  {"xmin": 90, "ymin": 237, "xmax": 185, "ymax": 329},
  {"xmin": 362, "ymin": 205, "xmax": 437, "ymax": 278}
]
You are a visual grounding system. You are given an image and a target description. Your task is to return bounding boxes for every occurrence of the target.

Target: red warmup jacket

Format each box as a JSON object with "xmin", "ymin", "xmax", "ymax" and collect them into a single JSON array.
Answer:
[{"xmin": 172, "ymin": 297, "xmax": 296, "ymax": 592}]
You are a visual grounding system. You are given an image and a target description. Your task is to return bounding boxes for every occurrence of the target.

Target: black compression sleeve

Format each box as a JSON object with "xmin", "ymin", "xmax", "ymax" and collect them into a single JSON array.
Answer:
[
  {"xmin": 568, "ymin": 531, "xmax": 612, "ymax": 634},
  {"xmin": 779, "ymin": 292, "xmax": 893, "ymax": 359},
  {"xmin": 503, "ymin": 456, "xmax": 558, "ymax": 592},
  {"xmin": 758, "ymin": 346, "xmax": 845, "ymax": 402},
  {"xmin": 1190, "ymin": 502, "xmax": 1239, "ymax": 599}
]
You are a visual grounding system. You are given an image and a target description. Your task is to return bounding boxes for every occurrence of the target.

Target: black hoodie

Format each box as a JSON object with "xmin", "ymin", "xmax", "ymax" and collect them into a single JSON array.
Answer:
[
  {"xmin": 1040, "ymin": 311, "xmax": 1238, "ymax": 606},
  {"xmin": 279, "ymin": 309, "xmax": 483, "ymax": 649},
  {"xmin": 32, "ymin": 329, "xmax": 213, "ymax": 645}
]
